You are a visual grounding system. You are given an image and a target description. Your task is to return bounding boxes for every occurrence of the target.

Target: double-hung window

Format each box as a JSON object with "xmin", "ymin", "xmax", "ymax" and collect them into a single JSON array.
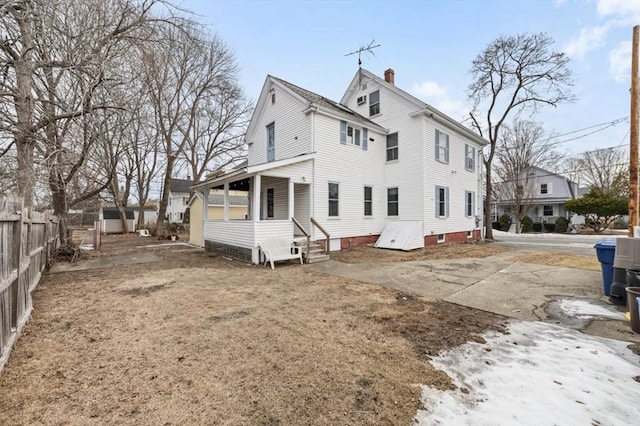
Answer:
[
  {"xmin": 435, "ymin": 130, "xmax": 449, "ymax": 164},
  {"xmin": 540, "ymin": 183, "xmax": 548, "ymax": 195},
  {"xmin": 340, "ymin": 121, "xmax": 368, "ymax": 149},
  {"xmin": 266, "ymin": 122, "xmax": 275, "ymax": 162},
  {"xmin": 465, "ymin": 144, "xmax": 475, "ymax": 172},
  {"xmin": 364, "ymin": 186, "xmax": 373, "ymax": 216},
  {"xmin": 465, "ymin": 191, "xmax": 475, "ymax": 218},
  {"xmin": 328, "ymin": 183, "xmax": 339, "ymax": 217},
  {"xmin": 369, "ymin": 90, "xmax": 380, "ymax": 116},
  {"xmin": 387, "ymin": 187, "xmax": 398, "ymax": 216},
  {"xmin": 386, "ymin": 132, "xmax": 398, "ymax": 161},
  {"xmin": 435, "ymin": 186, "xmax": 449, "ymax": 218},
  {"xmin": 543, "ymin": 205, "xmax": 553, "ymax": 216}
]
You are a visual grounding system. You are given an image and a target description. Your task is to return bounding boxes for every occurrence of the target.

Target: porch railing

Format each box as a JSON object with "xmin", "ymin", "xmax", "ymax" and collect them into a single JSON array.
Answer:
[
  {"xmin": 291, "ymin": 217, "xmax": 310, "ymax": 261},
  {"xmin": 310, "ymin": 217, "xmax": 330, "ymax": 254}
]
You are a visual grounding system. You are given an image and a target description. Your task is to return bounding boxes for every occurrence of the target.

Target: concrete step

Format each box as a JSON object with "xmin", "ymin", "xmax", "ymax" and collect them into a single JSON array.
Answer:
[{"xmin": 306, "ymin": 254, "xmax": 330, "ymax": 264}]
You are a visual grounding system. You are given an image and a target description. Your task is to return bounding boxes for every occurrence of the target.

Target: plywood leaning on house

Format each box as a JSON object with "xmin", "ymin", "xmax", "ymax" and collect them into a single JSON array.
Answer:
[{"xmin": 374, "ymin": 221, "xmax": 424, "ymax": 251}]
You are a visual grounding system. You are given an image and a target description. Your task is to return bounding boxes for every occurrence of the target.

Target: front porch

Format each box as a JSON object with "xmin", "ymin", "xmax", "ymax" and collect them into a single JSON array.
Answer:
[{"xmin": 194, "ymin": 155, "xmax": 327, "ymax": 264}]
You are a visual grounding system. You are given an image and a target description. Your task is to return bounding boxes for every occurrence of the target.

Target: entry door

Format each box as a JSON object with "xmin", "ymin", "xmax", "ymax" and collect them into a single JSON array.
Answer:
[{"xmin": 293, "ymin": 183, "xmax": 310, "ymax": 236}]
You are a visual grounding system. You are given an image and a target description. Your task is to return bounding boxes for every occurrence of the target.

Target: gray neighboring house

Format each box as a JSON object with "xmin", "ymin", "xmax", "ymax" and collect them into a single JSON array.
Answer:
[{"xmin": 495, "ymin": 166, "xmax": 579, "ymax": 224}]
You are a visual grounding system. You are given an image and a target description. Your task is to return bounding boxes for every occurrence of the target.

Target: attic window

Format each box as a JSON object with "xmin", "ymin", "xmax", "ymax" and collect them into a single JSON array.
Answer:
[
  {"xmin": 369, "ymin": 90, "xmax": 380, "ymax": 116},
  {"xmin": 271, "ymin": 92, "xmax": 276, "ymax": 104},
  {"xmin": 540, "ymin": 183, "xmax": 548, "ymax": 194}
]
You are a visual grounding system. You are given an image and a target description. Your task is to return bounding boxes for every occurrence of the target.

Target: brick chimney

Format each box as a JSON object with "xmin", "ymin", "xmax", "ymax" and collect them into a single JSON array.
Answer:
[{"xmin": 384, "ymin": 68, "xmax": 395, "ymax": 85}]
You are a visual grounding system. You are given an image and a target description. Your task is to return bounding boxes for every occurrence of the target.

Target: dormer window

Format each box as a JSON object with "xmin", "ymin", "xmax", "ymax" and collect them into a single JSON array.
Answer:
[
  {"xmin": 540, "ymin": 183, "xmax": 548, "ymax": 194},
  {"xmin": 369, "ymin": 90, "xmax": 380, "ymax": 116}
]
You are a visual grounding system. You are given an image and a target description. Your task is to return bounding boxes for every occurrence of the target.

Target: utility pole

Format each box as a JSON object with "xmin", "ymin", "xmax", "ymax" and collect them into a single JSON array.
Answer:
[{"xmin": 629, "ymin": 25, "xmax": 639, "ymax": 237}]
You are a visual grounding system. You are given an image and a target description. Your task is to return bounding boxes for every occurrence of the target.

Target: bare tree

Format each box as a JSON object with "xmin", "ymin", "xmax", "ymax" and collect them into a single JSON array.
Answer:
[
  {"xmin": 181, "ymin": 81, "xmax": 252, "ymax": 183},
  {"xmin": 494, "ymin": 120, "xmax": 563, "ymax": 225},
  {"xmin": 575, "ymin": 147, "xmax": 627, "ymax": 197},
  {"xmin": 143, "ymin": 23, "xmax": 244, "ymax": 235},
  {"xmin": 468, "ymin": 32, "xmax": 574, "ymax": 240}
]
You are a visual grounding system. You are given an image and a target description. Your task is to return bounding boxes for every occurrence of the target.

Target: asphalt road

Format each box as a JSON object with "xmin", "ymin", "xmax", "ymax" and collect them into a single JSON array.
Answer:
[{"xmin": 491, "ymin": 232, "xmax": 619, "ymax": 256}]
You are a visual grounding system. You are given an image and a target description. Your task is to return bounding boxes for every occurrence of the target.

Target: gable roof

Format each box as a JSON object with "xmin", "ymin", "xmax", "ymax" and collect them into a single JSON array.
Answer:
[
  {"xmin": 102, "ymin": 207, "xmax": 135, "ymax": 220},
  {"xmin": 169, "ymin": 178, "xmax": 193, "ymax": 194},
  {"xmin": 342, "ymin": 68, "xmax": 488, "ymax": 146},
  {"xmin": 270, "ymin": 76, "xmax": 384, "ymax": 130},
  {"xmin": 246, "ymin": 75, "xmax": 387, "ymax": 140}
]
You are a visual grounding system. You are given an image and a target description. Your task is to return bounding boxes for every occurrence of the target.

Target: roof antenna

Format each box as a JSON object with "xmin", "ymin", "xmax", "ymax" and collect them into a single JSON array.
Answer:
[{"xmin": 345, "ymin": 40, "xmax": 381, "ymax": 87}]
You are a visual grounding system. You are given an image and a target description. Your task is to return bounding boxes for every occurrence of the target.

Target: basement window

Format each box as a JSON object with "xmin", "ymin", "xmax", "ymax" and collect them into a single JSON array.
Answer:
[{"xmin": 437, "ymin": 234, "xmax": 445, "ymax": 243}]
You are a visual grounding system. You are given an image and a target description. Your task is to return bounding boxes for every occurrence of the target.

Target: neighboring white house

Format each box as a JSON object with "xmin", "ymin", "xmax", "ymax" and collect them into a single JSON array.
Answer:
[
  {"xmin": 494, "ymin": 166, "xmax": 579, "ymax": 223},
  {"xmin": 192, "ymin": 68, "xmax": 488, "ymax": 264},
  {"xmin": 166, "ymin": 178, "xmax": 192, "ymax": 223}
]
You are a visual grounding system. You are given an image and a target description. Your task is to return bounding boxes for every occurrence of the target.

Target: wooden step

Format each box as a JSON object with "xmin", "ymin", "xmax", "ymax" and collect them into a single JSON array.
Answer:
[{"xmin": 306, "ymin": 254, "xmax": 330, "ymax": 264}]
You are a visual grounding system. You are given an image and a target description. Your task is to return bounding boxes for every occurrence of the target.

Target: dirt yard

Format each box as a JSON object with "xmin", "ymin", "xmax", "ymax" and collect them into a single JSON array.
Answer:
[
  {"xmin": 332, "ymin": 242, "xmax": 508, "ymax": 263},
  {"xmin": 0, "ymin": 235, "xmax": 507, "ymax": 425}
]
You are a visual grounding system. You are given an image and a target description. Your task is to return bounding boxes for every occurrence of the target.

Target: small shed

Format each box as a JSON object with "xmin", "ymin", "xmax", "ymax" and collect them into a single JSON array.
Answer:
[{"xmin": 100, "ymin": 207, "xmax": 136, "ymax": 234}]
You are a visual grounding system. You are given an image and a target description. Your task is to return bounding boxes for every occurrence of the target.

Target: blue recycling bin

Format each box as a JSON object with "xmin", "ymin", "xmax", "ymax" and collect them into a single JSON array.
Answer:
[{"xmin": 594, "ymin": 239, "xmax": 616, "ymax": 296}]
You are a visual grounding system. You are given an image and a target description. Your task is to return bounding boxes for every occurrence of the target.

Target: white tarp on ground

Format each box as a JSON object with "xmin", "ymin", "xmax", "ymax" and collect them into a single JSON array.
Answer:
[
  {"xmin": 374, "ymin": 221, "xmax": 424, "ymax": 251},
  {"xmin": 415, "ymin": 320, "xmax": 640, "ymax": 426}
]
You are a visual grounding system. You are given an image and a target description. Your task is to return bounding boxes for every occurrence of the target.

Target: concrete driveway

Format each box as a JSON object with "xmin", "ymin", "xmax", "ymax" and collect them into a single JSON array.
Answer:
[{"xmin": 310, "ymin": 248, "xmax": 640, "ymax": 344}]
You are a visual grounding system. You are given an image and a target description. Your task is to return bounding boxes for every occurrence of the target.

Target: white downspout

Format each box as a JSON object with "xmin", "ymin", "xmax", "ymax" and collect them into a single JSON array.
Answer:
[{"xmin": 478, "ymin": 147, "xmax": 484, "ymax": 241}]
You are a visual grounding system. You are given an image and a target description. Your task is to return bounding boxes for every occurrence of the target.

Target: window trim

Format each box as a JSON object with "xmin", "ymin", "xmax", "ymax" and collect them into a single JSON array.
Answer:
[
  {"xmin": 465, "ymin": 190, "xmax": 475, "ymax": 218},
  {"xmin": 364, "ymin": 186, "xmax": 373, "ymax": 217},
  {"xmin": 540, "ymin": 183, "xmax": 548, "ymax": 195},
  {"xmin": 386, "ymin": 132, "xmax": 399, "ymax": 162},
  {"xmin": 543, "ymin": 205, "xmax": 554, "ymax": 216},
  {"xmin": 266, "ymin": 122, "xmax": 275, "ymax": 162},
  {"xmin": 435, "ymin": 129, "xmax": 450, "ymax": 164},
  {"xmin": 465, "ymin": 144, "xmax": 475, "ymax": 172},
  {"xmin": 387, "ymin": 187, "xmax": 399, "ymax": 217},
  {"xmin": 435, "ymin": 185, "xmax": 449, "ymax": 218},
  {"xmin": 328, "ymin": 182, "xmax": 339, "ymax": 217},
  {"xmin": 369, "ymin": 90, "xmax": 380, "ymax": 116}
]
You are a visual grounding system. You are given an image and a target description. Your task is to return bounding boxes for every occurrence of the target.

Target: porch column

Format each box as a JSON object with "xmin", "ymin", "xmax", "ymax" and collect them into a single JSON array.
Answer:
[
  {"xmin": 224, "ymin": 182, "xmax": 229, "ymax": 221},
  {"xmin": 288, "ymin": 178, "xmax": 295, "ymax": 219},
  {"xmin": 202, "ymin": 189, "xmax": 209, "ymax": 221},
  {"xmin": 253, "ymin": 174, "xmax": 261, "ymax": 222}
]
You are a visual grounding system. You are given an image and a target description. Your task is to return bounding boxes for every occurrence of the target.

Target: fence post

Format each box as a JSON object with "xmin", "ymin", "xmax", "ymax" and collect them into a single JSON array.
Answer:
[{"xmin": 9, "ymin": 200, "xmax": 24, "ymax": 331}]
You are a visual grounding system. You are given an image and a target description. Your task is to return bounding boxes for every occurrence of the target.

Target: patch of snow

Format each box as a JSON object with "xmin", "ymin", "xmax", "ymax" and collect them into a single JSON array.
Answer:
[
  {"xmin": 559, "ymin": 299, "xmax": 626, "ymax": 320},
  {"xmin": 416, "ymin": 321, "xmax": 640, "ymax": 426}
]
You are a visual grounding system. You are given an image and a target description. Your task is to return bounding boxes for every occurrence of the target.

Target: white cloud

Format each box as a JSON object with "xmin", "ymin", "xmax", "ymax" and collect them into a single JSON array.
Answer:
[
  {"xmin": 597, "ymin": 0, "xmax": 640, "ymax": 23},
  {"xmin": 562, "ymin": 25, "xmax": 610, "ymax": 59},
  {"xmin": 608, "ymin": 40, "xmax": 632, "ymax": 82},
  {"xmin": 554, "ymin": 0, "xmax": 566, "ymax": 5},
  {"xmin": 411, "ymin": 81, "xmax": 469, "ymax": 121}
]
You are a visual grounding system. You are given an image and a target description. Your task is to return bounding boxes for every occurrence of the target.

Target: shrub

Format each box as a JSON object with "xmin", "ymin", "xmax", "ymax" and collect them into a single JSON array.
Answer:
[
  {"xmin": 544, "ymin": 223, "xmax": 556, "ymax": 232},
  {"xmin": 555, "ymin": 217, "xmax": 569, "ymax": 233},
  {"xmin": 532, "ymin": 222, "xmax": 543, "ymax": 232},
  {"xmin": 521, "ymin": 216, "xmax": 533, "ymax": 233},
  {"xmin": 492, "ymin": 221, "xmax": 501, "ymax": 230},
  {"xmin": 499, "ymin": 214, "xmax": 512, "ymax": 231}
]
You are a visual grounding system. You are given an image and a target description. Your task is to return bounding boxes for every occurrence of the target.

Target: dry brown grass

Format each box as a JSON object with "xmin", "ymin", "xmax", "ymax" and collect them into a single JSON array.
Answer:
[
  {"xmin": 510, "ymin": 251, "xmax": 601, "ymax": 271},
  {"xmin": 0, "ymin": 238, "xmax": 505, "ymax": 425},
  {"xmin": 332, "ymin": 242, "xmax": 508, "ymax": 264}
]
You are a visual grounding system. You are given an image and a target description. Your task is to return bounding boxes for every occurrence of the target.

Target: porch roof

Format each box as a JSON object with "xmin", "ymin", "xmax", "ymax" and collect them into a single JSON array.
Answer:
[{"xmin": 192, "ymin": 153, "xmax": 315, "ymax": 191}]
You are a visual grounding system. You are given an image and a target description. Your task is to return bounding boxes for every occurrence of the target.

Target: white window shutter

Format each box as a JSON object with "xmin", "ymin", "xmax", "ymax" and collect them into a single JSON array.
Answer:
[
  {"xmin": 435, "ymin": 130, "xmax": 440, "ymax": 161},
  {"xmin": 363, "ymin": 128, "xmax": 368, "ymax": 150}
]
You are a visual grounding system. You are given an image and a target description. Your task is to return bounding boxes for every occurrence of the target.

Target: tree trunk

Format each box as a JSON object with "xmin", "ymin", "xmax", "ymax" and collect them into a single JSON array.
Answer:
[{"xmin": 484, "ymin": 163, "xmax": 494, "ymax": 240}]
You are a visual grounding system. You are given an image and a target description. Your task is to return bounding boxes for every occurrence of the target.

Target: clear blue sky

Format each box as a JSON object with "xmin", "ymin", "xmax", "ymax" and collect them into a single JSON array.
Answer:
[{"xmin": 178, "ymin": 0, "xmax": 638, "ymax": 160}]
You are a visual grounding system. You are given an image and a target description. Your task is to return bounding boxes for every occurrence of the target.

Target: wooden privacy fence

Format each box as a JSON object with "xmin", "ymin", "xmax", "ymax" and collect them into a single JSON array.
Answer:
[{"xmin": 0, "ymin": 196, "xmax": 59, "ymax": 372}]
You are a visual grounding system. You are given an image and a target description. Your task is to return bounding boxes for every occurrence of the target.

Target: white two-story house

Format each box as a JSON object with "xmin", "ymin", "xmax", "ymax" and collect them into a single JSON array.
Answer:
[
  {"xmin": 166, "ymin": 178, "xmax": 192, "ymax": 223},
  {"xmin": 193, "ymin": 68, "xmax": 488, "ymax": 264}
]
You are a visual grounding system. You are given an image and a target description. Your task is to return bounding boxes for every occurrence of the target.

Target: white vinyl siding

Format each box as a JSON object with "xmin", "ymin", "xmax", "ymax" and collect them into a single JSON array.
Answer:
[
  {"xmin": 247, "ymin": 81, "xmax": 312, "ymax": 166},
  {"xmin": 261, "ymin": 176, "xmax": 289, "ymax": 220}
]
